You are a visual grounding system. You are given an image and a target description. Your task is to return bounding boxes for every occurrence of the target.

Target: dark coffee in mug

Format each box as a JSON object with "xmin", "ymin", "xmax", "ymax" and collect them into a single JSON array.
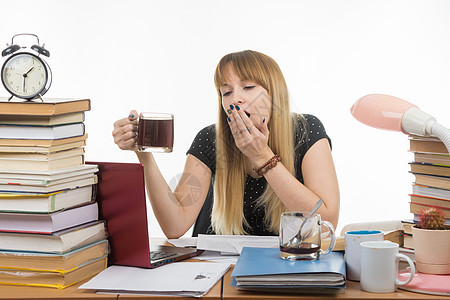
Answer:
[{"xmin": 137, "ymin": 113, "xmax": 174, "ymax": 153}]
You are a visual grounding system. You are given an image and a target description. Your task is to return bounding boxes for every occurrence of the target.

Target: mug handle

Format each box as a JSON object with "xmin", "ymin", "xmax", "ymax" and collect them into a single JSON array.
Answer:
[
  {"xmin": 395, "ymin": 253, "xmax": 415, "ymax": 286},
  {"xmin": 319, "ymin": 220, "xmax": 335, "ymax": 255}
]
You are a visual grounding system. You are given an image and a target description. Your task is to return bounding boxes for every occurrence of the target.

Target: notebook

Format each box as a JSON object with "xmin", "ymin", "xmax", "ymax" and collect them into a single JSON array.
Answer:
[{"xmin": 86, "ymin": 161, "xmax": 203, "ymax": 268}]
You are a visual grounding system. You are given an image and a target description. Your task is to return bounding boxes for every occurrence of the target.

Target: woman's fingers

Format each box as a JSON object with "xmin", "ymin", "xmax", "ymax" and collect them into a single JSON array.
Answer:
[
  {"xmin": 237, "ymin": 107, "xmax": 256, "ymax": 135},
  {"xmin": 128, "ymin": 110, "xmax": 138, "ymax": 121},
  {"xmin": 259, "ymin": 116, "xmax": 269, "ymax": 138},
  {"xmin": 116, "ymin": 136, "xmax": 137, "ymax": 150},
  {"xmin": 233, "ymin": 106, "xmax": 248, "ymax": 135},
  {"xmin": 226, "ymin": 104, "xmax": 272, "ymax": 164},
  {"xmin": 112, "ymin": 111, "xmax": 139, "ymax": 150},
  {"xmin": 226, "ymin": 105, "xmax": 239, "ymax": 138},
  {"xmin": 228, "ymin": 105, "xmax": 256, "ymax": 137}
]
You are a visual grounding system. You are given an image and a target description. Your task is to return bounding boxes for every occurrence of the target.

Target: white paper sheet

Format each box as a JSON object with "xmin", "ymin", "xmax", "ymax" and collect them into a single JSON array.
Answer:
[
  {"xmin": 194, "ymin": 250, "xmax": 239, "ymax": 265},
  {"xmin": 196, "ymin": 234, "xmax": 279, "ymax": 254},
  {"xmin": 167, "ymin": 237, "xmax": 197, "ymax": 248},
  {"xmin": 79, "ymin": 262, "xmax": 230, "ymax": 298}
]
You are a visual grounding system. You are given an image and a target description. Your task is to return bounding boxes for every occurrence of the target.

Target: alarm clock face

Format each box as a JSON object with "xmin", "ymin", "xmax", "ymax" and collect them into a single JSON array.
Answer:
[{"xmin": 1, "ymin": 52, "xmax": 50, "ymax": 99}]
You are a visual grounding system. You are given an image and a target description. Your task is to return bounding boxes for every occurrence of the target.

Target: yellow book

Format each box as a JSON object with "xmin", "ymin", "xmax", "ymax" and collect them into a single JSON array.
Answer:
[
  {"xmin": 0, "ymin": 240, "xmax": 109, "ymax": 272},
  {"xmin": 0, "ymin": 256, "xmax": 107, "ymax": 289}
]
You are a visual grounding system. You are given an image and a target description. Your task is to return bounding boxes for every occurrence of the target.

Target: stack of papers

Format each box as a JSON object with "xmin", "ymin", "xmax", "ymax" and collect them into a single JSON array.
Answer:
[
  {"xmin": 167, "ymin": 235, "xmax": 280, "ymax": 265},
  {"xmin": 231, "ymin": 247, "xmax": 346, "ymax": 294},
  {"xmin": 79, "ymin": 262, "xmax": 230, "ymax": 297},
  {"xmin": 196, "ymin": 234, "xmax": 279, "ymax": 254}
]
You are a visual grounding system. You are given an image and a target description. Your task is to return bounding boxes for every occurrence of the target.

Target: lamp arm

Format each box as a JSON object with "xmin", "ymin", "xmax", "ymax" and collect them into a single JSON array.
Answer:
[
  {"xmin": 401, "ymin": 107, "xmax": 450, "ymax": 154},
  {"xmin": 431, "ymin": 123, "xmax": 450, "ymax": 154},
  {"xmin": 401, "ymin": 107, "xmax": 436, "ymax": 136}
]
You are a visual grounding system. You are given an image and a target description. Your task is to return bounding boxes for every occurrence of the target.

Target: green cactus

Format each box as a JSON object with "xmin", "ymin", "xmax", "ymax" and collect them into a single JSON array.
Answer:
[{"xmin": 418, "ymin": 207, "xmax": 446, "ymax": 230}]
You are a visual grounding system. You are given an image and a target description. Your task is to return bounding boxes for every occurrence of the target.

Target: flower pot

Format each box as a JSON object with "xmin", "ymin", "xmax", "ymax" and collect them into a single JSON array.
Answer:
[{"xmin": 412, "ymin": 226, "xmax": 450, "ymax": 274}]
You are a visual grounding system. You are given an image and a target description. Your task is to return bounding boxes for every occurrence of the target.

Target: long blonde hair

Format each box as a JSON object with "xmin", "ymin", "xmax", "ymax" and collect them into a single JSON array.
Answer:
[{"xmin": 212, "ymin": 50, "xmax": 299, "ymax": 235}]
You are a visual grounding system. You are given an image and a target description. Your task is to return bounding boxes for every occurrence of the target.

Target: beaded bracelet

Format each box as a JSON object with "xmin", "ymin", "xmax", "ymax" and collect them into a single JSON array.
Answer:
[{"xmin": 254, "ymin": 155, "xmax": 282, "ymax": 176}]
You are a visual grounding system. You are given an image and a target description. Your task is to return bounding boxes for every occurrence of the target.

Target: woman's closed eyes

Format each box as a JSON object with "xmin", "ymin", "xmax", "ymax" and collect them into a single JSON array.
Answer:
[
  {"xmin": 221, "ymin": 85, "xmax": 256, "ymax": 98},
  {"xmin": 222, "ymin": 91, "xmax": 232, "ymax": 97}
]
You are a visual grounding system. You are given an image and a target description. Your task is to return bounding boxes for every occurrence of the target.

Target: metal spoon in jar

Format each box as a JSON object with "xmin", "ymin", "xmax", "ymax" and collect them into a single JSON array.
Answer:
[{"xmin": 287, "ymin": 198, "xmax": 323, "ymax": 247}]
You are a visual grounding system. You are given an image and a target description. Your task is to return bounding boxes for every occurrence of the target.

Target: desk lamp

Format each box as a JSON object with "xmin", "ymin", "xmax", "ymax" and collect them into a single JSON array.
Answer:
[{"xmin": 350, "ymin": 94, "xmax": 450, "ymax": 154}]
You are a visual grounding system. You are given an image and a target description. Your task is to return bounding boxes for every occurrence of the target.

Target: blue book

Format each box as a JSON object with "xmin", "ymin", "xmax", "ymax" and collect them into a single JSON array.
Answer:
[{"xmin": 231, "ymin": 247, "xmax": 346, "ymax": 291}]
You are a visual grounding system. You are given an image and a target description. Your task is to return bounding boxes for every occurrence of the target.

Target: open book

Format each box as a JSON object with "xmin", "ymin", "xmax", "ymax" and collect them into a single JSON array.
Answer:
[{"xmin": 321, "ymin": 220, "xmax": 404, "ymax": 251}]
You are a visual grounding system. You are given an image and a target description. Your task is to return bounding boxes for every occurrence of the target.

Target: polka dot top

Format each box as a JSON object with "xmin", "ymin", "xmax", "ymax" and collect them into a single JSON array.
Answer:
[{"xmin": 187, "ymin": 114, "xmax": 331, "ymax": 236}]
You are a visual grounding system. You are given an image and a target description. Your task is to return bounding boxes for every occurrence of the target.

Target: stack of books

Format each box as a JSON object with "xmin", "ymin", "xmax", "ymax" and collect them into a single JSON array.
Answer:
[
  {"xmin": 231, "ymin": 247, "xmax": 346, "ymax": 294},
  {"xmin": 402, "ymin": 134, "xmax": 450, "ymax": 252},
  {"xmin": 0, "ymin": 98, "xmax": 108, "ymax": 289}
]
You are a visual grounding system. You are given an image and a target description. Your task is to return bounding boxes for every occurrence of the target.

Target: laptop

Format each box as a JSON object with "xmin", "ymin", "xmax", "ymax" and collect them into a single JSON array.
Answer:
[{"xmin": 86, "ymin": 161, "xmax": 203, "ymax": 268}]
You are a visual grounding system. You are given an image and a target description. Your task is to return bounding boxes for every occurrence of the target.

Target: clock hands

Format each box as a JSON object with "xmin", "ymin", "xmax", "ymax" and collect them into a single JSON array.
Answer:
[
  {"xmin": 22, "ymin": 67, "xmax": 34, "ymax": 92},
  {"xmin": 25, "ymin": 67, "xmax": 34, "ymax": 76}
]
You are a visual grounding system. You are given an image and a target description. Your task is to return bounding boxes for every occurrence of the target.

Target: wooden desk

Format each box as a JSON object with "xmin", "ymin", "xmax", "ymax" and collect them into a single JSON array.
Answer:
[
  {"xmin": 1, "ymin": 273, "xmax": 444, "ymax": 300},
  {"xmin": 222, "ymin": 267, "xmax": 446, "ymax": 300},
  {"xmin": 0, "ymin": 259, "xmax": 223, "ymax": 300},
  {"xmin": 0, "ymin": 266, "xmax": 446, "ymax": 299},
  {"xmin": 0, "ymin": 236, "xmax": 443, "ymax": 300},
  {"xmin": 0, "ymin": 279, "xmax": 117, "ymax": 300}
]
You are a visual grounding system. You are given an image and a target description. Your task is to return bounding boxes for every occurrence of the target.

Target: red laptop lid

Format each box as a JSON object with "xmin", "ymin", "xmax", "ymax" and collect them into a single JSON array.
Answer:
[{"xmin": 86, "ymin": 161, "xmax": 151, "ymax": 268}]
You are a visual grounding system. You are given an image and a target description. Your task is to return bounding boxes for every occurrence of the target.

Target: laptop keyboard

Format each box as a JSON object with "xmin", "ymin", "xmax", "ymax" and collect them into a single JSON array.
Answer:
[{"xmin": 150, "ymin": 250, "xmax": 177, "ymax": 261}]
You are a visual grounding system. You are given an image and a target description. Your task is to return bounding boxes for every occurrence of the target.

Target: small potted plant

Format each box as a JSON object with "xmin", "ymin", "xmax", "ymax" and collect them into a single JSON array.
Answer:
[{"xmin": 412, "ymin": 207, "xmax": 450, "ymax": 274}]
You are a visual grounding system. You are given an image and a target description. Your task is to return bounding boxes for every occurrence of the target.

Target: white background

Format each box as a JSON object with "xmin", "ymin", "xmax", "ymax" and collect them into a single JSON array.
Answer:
[{"xmin": 2, "ymin": 0, "xmax": 449, "ymax": 237}]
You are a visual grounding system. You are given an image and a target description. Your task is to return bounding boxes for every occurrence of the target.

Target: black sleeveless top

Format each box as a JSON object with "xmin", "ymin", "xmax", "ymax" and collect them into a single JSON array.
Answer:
[{"xmin": 186, "ymin": 114, "xmax": 331, "ymax": 236}]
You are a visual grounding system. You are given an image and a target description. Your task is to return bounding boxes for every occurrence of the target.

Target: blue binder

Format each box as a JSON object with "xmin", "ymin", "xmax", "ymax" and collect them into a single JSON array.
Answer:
[{"xmin": 231, "ymin": 247, "xmax": 346, "ymax": 290}]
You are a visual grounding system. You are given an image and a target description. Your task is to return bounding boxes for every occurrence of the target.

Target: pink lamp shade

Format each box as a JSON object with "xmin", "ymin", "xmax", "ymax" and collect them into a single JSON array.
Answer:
[
  {"xmin": 350, "ymin": 94, "xmax": 416, "ymax": 132},
  {"xmin": 351, "ymin": 93, "xmax": 449, "ymax": 154}
]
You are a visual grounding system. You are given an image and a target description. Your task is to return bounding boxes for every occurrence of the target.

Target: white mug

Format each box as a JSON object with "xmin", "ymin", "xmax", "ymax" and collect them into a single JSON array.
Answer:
[
  {"xmin": 344, "ymin": 230, "xmax": 384, "ymax": 281},
  {"xmin": 360, "ymin": 241, "xmax": 415, "ymax": 293}
]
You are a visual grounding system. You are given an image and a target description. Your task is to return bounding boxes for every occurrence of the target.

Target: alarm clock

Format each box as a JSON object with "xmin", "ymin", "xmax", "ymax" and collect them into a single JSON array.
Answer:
[{"xmin": 1, "ymin": 34, "xmax": 52, "ymax": 101}]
